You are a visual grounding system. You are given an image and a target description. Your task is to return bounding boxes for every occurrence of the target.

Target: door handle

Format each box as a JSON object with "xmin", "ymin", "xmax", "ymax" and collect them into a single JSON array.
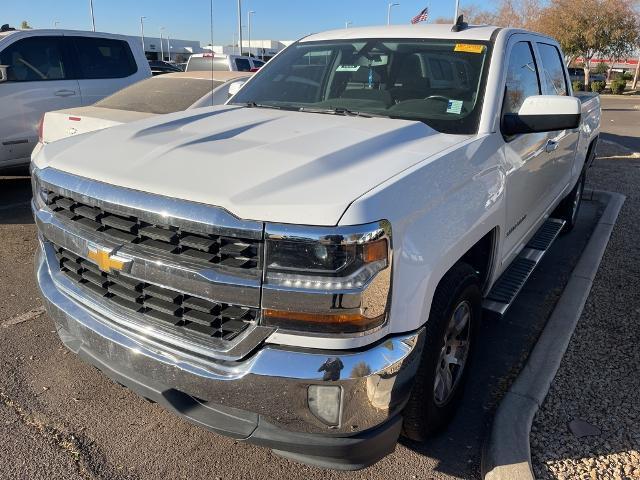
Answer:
[
  {"xmin": 54, "ymin": 89, "xmax": 76, "ymax": 97},
  {"xmin": 545, "ymin": 140, "xmax": 559, "ymax": 153}
]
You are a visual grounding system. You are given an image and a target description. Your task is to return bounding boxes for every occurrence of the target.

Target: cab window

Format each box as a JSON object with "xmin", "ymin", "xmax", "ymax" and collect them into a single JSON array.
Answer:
[
  {"xmin": 0, "ymin": 36, "xmax": 69, "ymax": 82},
  {"xmin": 502, "ymin": 41, "xmax": 540, "ymax": 115},
  {"xmin": 536, "ymin": 43, "xmax": 568, "ymax": 96}
]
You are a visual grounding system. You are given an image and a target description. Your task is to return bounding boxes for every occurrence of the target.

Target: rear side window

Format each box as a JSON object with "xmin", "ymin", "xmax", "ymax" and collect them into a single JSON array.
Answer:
[
  {"xmin": 73, "ymin": 37, "xmax": 137, "ymax": 79},
  {"xmin": 252, "ymin": 60, "xmax": 265, "ymax": 68},
  {"xmin": 235, "ymin": 58, "xmax": 251, "ymax": 71},
  {"xmin": 503, "ymin": 41, "xmax": 540, "ymax": 114},
  {"xmin": 186, "ymin": 57, "xmax": 229, "ymax": 72},
  {"xmin": 536, "ymin": 43, "xmax": 568, "ymax": 96},
  {"xmin": 0, "ymin": 36, "xmax": 69, "ymax": 82}
]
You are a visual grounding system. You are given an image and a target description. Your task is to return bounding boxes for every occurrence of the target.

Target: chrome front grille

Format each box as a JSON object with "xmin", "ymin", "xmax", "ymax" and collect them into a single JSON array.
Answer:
[
  {"xmin": 55, "ymin": 245, "xmax": 257, "ymax": 341},
  {"xmin": 33, "ymin": 167, "xmax": 273, "ymax": 360},
  {"xmin": 45, "ymin": 191, "xmax": 261, "ymax": 270}
]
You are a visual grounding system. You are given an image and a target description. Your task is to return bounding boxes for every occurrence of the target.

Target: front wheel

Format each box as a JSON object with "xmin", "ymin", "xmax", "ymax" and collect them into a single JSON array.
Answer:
[{"xmin": 401, "ymin": 263, "xmax": 481, "ymax": 441}]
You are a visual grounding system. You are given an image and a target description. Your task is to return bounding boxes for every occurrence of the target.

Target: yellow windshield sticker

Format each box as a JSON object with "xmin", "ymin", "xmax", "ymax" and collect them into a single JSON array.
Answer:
[{"xmin": 454, "ymin": 43, "xmax": 485, "ymax": 54}]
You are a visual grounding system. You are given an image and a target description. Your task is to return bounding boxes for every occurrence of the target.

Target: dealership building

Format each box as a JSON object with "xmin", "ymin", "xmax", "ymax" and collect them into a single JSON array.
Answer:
[{"xmin": 127, "ymin": 35, "xmax": 204, "ymax": 62}]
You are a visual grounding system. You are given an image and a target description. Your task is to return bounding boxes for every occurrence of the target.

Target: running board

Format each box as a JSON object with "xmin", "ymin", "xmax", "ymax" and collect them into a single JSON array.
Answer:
[{"xmin": 483, "ymin": 218, "xmax": 566, "ymax": 316}]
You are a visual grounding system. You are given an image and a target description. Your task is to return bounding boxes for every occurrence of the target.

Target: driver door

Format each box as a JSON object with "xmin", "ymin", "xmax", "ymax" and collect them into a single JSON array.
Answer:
[{"xmin": 0, "ymin": 35, "xmax": 80, "ymax": 165}]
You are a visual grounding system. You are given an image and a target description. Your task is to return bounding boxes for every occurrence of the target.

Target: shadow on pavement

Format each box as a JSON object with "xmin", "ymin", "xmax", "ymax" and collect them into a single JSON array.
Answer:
[{"xmin": 0, "ymin": 175, "xmax": 34, "ymax": 225}]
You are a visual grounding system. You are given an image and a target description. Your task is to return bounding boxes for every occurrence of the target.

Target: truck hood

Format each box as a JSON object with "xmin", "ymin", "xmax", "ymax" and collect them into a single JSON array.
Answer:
[{"xmin": 36, "ymin": 105, "xmax": 468, "ymax": 225}]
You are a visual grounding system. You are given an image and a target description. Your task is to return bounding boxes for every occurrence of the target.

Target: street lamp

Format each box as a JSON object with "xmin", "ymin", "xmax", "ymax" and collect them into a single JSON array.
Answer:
[
  {"xmin": 140, "ymin": 16, "xmax": 147, "ymax": 57},
  {"xmin": 345, "ymin": 21, "xmax": 353, "ymax": 29},
  {"xmin": 160, "ymin": 26, "xmax": 165, "ymax": 61},
  {"xmin": 247, "ymin": 11, "xmax": 255, "ymax": 58},
  {"xmin": 89, "ymin": 0, "xmax": 96, "ymax": 31},
  {"xmin": 167, "ymin": 34, "xmax": 171, "ymax": 62},
  {"xmin": 237, "ymin": 0, "xmax": 243, "ymax": 56},
  {"xmin": 387, "ymin": 3, "xmax": 400, "ymax": 25}
]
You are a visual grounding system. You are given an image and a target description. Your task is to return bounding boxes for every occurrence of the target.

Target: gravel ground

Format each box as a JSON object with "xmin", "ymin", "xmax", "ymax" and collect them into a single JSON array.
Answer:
[{"xmin": 530, "ymin": 142, "xmax": 640, "ymax": 479}]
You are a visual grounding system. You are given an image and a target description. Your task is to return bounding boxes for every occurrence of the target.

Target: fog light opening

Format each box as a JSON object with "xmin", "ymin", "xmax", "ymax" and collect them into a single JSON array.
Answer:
[{"xmin": 307, "ymin": 385, "xmax": 343, "ymax": 427}]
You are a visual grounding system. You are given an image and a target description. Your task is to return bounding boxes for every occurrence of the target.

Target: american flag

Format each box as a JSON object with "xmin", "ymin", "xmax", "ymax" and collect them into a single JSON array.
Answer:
[{"xmin": 411, "ymin": 7, "xmax": 429, "ymax": 24}]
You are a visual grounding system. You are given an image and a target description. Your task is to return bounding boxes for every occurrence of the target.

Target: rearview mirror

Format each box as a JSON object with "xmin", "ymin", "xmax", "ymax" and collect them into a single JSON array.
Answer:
[
  {"xmin": 502, "ymin": 95, "xmax": 581, "ymax": 135},
  {"xmin": 0, "ymin": 65, "xmax": 8, "ymax": 83},
  {"xmin": 227, "ymin": 80, "xmax": 246, "ymax": 98}
]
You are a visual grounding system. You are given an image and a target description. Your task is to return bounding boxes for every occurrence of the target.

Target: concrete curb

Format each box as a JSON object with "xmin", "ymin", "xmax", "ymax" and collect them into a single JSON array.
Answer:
[{"xmin": 481, "ymin": 190, "xmax": 626, "ymax": 480}]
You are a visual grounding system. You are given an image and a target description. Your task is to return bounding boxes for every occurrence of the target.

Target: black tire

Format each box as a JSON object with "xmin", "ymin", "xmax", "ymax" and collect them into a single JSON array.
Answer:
[
  {"xmin": 555, "ymin": 171, "xmax": 586, "ymax": 233},
  {"xmin": 401, "ymin": 263, "xmax": 481, "ymax": 441}
]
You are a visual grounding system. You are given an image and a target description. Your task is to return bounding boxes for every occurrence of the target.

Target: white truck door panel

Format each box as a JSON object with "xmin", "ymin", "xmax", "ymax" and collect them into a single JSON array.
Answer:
[
  {"xmin": 500, "ymin": 40, "xmax": 554, "ymax": 262},
  {"xmin": 0, "ymin": 35, "xmax": 81, "ymax": 166}
]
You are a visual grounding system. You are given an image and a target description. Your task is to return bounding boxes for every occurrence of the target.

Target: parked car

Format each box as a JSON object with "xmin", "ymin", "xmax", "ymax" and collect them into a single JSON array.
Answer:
[
  {"xmin": 0, "ymin": 29, "xmax": 150, "ymax": 169},
  {"xmin": 32, "ymin": 22, "xmax": 600, "ymax": 469},
  {"xmin": 35, "ymin": 71, "xmax": 252, "ymax": 149},
  {"xmin": 148, "ymin": 60, "xmax": 183, "ymax": 76},
  {"xmin": 185, "ymin": 53, "xmax": 265, "ymax": 72},
  {"xmin": 568, "ymin": 67, "xmax": 606, "ymax": 84}
]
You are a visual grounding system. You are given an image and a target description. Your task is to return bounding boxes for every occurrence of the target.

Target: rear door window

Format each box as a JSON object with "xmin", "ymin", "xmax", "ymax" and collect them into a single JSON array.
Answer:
[
  {"xmin": 0, "ymin": 36, "xmax": 69, "ymax": 81},
  {"xmin": 536, "ymin": 43, "xmax": 568, "ymax": 96},
  {"xmin": 502, "ymin": 41, "xmax": 541, "ymax": 114},
  {"xmin": 72, "ymin": 37, "xmax": 137, "ymax": 79},
  {"xmin": 235, "ymin": 58, "xmax": 252, "ymax": 71}
]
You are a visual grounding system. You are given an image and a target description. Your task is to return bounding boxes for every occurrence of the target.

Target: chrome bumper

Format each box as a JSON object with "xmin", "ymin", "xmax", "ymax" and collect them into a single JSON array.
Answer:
[{"xmin": 36, "ymin": 244, "xmax": 424, "ymax": 436}]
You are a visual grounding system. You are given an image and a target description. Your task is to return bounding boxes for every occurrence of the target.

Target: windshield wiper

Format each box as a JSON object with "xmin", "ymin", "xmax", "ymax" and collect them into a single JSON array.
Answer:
[
  {"xmin": 242, "ymin": 102, "xmax": 282, "ymax": 110},
  {"xmin": 298, "ymin": 106, "xmax": 390, "ymax": 118}
]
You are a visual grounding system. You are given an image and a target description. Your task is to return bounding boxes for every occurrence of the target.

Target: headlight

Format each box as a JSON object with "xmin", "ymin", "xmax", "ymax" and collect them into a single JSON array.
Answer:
[{"xmin": 261, "ymin": 220, "xmax": 392, "ymax": 334}]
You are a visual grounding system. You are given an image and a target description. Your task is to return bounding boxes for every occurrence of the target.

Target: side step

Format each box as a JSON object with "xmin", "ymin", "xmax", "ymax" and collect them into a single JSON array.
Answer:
[{"xmin": 483, "ymin": 218, "xmax": 566, "ymax": 316}]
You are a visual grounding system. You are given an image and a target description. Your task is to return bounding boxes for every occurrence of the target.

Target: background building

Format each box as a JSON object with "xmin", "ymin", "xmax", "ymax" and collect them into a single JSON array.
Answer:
[
  {"xmin": 127, "ymin": 35, "xmax": 203, "ymax": 62},
  {"xmin": 204, "ymin": 39, "xmax": 293, "ymax": 60}
]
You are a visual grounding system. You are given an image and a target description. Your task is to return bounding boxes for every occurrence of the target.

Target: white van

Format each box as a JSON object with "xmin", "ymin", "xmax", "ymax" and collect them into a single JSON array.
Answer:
[
  {"xmin": 0, "ymin": 28, "xmax": 151, "ymax": 168},
  {"xmin": 185, "ymin": 53, "xmax": 265, "ymax": 73}
]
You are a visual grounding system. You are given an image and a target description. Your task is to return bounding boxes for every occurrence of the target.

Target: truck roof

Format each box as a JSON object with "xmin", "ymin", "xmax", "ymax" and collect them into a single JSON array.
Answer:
[{"xmin": 302, "ymin": 23, "xmax": 501, "ymax": 43}]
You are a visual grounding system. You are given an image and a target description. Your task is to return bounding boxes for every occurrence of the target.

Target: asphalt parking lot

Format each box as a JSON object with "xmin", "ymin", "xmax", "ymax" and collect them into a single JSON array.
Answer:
[{"xmin": 0, "ymin": 96, "xmax": 636, "ymax": 480}]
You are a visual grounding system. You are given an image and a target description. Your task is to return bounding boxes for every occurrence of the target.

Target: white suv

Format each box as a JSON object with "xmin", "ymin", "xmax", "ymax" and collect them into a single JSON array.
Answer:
[
  {"xmin": 0, "ymin": 29, "xmax": 150, "ymax": 169},
  {"xmin": 185, "ymin": 53, "xmax": 265, "ymax": 72}
]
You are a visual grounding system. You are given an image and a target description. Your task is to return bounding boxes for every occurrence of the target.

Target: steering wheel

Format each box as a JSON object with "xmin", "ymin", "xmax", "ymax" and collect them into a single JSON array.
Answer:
[{"xmin": 424, "ymin": 95, "xmax": 450, "ymax": 102}]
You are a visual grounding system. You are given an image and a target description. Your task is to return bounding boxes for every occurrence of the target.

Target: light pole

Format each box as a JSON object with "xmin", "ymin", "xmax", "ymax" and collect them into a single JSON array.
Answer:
[
  {"xmin": 237, "ymin": 0, "xmax": 243, "ymax": 56},
  {"xmin": 345, "ymin": 21, "xmax": 353, "ymax": 29},
  {"xmin": 167, "ymin": 34, "xmax": 171, "ymax": 62},
  {"xmin": 160, "ymin": 27, "xmax": 165, "ymax": 61},
  {"xmin": 387, "ymin": 3, "xmax": 399, "ymax": 25},
  {"xmin": 89, "ymin": 0, "xmax": 96, "ymax": 31},
  {"xmin": 140, "ymin": 16, "xmax": 147, "ymax": 58},
  {"xmin": 247, "ymin": 10, "xmax": 255, "ymax": 58}
]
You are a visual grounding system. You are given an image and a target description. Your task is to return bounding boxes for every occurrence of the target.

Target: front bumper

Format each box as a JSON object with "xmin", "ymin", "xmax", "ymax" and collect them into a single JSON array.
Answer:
[{"xmin": 36, "ymin": 244, "xmax": 424, "ymax": 469}]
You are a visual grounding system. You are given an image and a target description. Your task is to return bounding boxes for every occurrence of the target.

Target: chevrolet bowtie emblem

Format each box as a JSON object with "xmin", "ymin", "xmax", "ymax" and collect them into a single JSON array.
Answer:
[{"xmin": 87, "ymin": 245, "xmax": 130, "ymax": 273}]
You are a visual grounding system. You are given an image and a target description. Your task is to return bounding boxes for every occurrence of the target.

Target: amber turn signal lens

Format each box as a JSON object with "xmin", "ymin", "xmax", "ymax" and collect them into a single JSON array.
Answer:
[
  {"xmin": 263, "ymin": 309, "xmax": 385, "ymax": 333},
  {"xmin": 362, "ymin": 239, "xmax": 388, "ymax": 263}
]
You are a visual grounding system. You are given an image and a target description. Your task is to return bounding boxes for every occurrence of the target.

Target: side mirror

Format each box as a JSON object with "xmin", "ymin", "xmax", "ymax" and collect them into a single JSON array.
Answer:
[
  {"xmin": 0, "ymin": 65, "xmax": 8, "ymax": 83},
  {"xmin": 502, "ymin": 95, "xmax": 581, "ymax": 135},
  {"xmin": 227, "ymin": 80, "xmax": 246, "ymax": 99}
]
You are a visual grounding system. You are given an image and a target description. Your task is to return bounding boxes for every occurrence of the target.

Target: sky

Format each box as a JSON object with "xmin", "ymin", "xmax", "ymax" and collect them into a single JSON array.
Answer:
[{"xmin": 3, "ymin": 0, "xmax": 474, "ymax": 45}]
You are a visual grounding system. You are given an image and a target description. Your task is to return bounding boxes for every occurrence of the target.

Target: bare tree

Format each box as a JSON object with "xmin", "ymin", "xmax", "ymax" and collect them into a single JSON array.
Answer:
[{"xmin": 532, "ymin": 0, "xmax": 639, "ymax": 86}]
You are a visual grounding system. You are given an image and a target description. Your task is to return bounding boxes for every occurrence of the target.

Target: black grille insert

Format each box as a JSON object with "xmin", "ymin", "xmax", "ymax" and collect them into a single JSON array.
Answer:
[
  {"xmin": 46, "ymin": 191, "xmax": 260, "ymax": 270},
  {"xmin": 55, "ymin": 245, "xmax": 257, "ymax": 341}
]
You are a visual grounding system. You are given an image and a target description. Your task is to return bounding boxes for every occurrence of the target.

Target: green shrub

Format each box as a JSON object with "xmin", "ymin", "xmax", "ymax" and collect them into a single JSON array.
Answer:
[
  {"xmin": 590, "ymin": 80, "xmax": 606, "ymax": 93},
  {"xmin": 621, "ymin": 71, "xmax": 634, "ymax": 81},
  {"xmin": 610, "ymin": 79, "xmax": 626, "ymax": 94},
  {"xmin": 594, "ymin": 62, "xmax": 609, "ymax": 75},
  {"xmin": 572, "ymin": 80, "xmax": 584, "ymax": 92}
]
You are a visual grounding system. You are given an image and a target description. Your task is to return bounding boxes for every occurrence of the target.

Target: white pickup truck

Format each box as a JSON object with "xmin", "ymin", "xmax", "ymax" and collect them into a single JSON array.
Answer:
[{"xmin": 31, "ymin": 22, "xmax": 600, "ymax": 469}]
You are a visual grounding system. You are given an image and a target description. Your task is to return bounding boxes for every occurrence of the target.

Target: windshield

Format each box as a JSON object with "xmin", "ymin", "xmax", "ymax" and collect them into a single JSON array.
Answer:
[
  {"xmin": 231, "ymin": 38, "xmax": 491, "ymax": 134},
  {"xmin": 95, "ymin": 77, "xmax": 221, "ymax": 114}
]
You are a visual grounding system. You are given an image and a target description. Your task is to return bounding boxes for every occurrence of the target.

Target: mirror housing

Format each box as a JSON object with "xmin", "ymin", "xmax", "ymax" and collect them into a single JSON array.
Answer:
[
  {"xmin": 0, "ymin": 65, "xmax": 8, "ymax": 83},
  {"xmin": 227, "ymin": 80, "xmax": 246, "ymax": 98},
  {"xmin": 502, "ymin": 95, "xmax": 581, "ymax": 135}
]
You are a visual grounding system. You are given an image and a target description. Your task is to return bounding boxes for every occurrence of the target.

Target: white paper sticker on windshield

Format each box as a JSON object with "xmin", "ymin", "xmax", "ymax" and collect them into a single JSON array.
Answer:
[
  {"xmin": 446, "ymin": 99, "xmax": 463, "ymax": 114},
  {"xmin": 336, "ymin": 65, "xmax": 360, "ymax": 72}
]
